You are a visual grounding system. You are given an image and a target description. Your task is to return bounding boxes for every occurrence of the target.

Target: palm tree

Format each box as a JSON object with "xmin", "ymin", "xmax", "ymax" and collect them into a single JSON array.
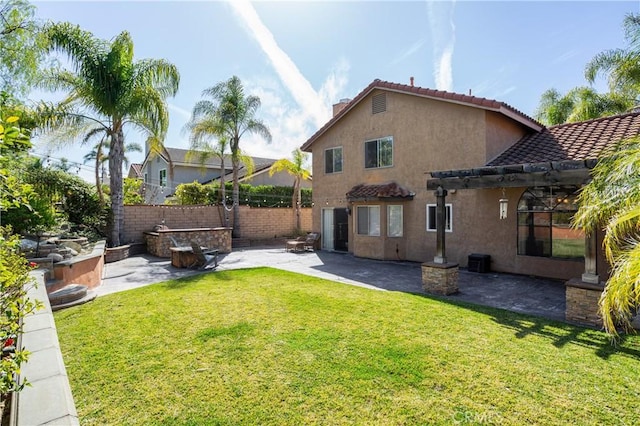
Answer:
[
  {"xmin": 83, "ymin": 136, "xmax": 142, "ymax": 204},
  {"xmin": 38, "ymin": 22, "xmax": 179, "ymax": 246},
  {"xmin": 535, "ymin": 87, "xmax": 632, "ymax": 126},
  {"xmin": 269, "ymin": 148, "xmax": 311, "ymax": 232},
  {"xmin": 585, "ymin": 13, "xmax": 640, "ymax": 101},
  {"xmin": 573, "ymin": 137, "xmax": 640, "ymax": 336},
  {"xmin": 191, "ymin": 76, "xmax": 271, "ymax": 238}
]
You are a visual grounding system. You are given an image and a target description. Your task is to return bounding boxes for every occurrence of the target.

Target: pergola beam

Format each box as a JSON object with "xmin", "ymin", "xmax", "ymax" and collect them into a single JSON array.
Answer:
[{"xmin": 427, "ymin": 168, "xmax": 592, "ymax": 190}]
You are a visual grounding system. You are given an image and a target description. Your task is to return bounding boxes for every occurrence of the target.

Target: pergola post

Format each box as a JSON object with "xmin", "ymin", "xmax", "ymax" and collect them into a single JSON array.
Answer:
[
  {"xmin": 422, "ymin": 185, "xmax": 458, "ymax": 295},
  {"xmin": 581, "ymin": 232, "xmax": 599, "ymax": 284},
  {"xmin": 565, "ymin": 231, "xmax": 604, "ymax": 327},
  {"xmin": 434, "ymin": 185, "xmax": 448, "ymax": 264}
]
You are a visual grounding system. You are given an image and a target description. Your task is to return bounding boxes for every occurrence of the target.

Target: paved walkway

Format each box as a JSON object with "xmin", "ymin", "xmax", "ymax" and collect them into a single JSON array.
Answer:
[{"xmin": 101, "ymin": 246, "xmax": 567, "ymax": 322}]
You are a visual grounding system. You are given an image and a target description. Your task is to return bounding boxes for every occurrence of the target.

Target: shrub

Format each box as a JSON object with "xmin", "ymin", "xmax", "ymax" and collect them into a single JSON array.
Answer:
[
  {"xmin": 0, "ymin": 228, "xmax": 42, "ymax": 408},
  {"xmin": 172, "ymin": 181, "xmax": 312, "ymax": 208}
]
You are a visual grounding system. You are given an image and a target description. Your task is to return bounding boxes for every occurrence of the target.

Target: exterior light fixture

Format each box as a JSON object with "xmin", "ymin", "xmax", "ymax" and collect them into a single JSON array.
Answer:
[{"xmin": 499, "ymin": 188, "xmax": 508, "ymax": 220}]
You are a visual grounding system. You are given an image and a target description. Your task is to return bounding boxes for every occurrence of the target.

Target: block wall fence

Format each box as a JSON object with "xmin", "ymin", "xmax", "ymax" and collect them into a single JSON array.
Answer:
[{"xmin": 123, "ymin": 205, "xmax": 312, "ymax": 243}]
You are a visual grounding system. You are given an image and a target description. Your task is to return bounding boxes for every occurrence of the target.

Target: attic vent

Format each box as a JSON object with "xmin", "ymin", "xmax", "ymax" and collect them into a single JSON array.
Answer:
[{"xmin": 372, "ymin": 93, "xmax": 387, "ymax": 114}]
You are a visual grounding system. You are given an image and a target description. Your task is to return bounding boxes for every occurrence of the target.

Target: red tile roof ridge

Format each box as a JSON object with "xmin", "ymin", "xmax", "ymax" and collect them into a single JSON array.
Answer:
[{"xmin": 546, "ymin": 110, "xmax": 640, "ymax": 130}]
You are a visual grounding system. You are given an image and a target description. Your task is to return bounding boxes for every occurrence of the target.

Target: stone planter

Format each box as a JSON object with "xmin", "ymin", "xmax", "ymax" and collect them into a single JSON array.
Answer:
[{"xmin": 104, "ymin": 245, "xmax": 130, "ymax": 263}]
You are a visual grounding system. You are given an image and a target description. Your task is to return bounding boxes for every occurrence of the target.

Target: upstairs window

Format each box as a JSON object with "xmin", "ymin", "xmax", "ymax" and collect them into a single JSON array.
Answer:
[
  {"xmin": 365, "ymin": 137, "xmax": 393, "ymax": 169},
  {"xmin": 159, "ymin": 169, "xmax": 167, "ymax": 187},
  {"xmin": 325, "ymin": 147, "xmax": 343, "ymax": 174}
]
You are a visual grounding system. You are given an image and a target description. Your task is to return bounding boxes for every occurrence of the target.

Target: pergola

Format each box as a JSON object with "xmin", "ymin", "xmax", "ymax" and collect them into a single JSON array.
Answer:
[{"xmin": 424, "ymin": 159, "xmax": 600, "ymax": 286}]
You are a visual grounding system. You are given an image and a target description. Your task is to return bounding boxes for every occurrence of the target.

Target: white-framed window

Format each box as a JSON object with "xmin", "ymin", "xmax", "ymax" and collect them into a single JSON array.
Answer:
[
  {"xmin": 426, "ymin": 204, "xmax": 452, "ymax": 232},
  {"xmin": 365, "ymin": 136, "xmax": 393, "ymax": 169},
  {"xmin": 357, "ymin": 205, "xmax": 380, "ymax": 236},
  {"xmin": 159, "ymin": 169, "xmax": 167, "ymax": 187},
  {"xmin": 325, "ymin": 146, "xmax": 343, "ymax": 174},
  {"xmin": 387, "ymin": 205, "xmax": 403, "ymax": 237}
]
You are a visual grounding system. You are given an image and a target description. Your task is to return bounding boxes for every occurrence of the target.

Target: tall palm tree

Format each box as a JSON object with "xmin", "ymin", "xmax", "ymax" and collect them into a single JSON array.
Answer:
[
  {"xmin": 38, "ymin": 22, "xmax": 179, "ymax": 246},
  {"xmin": 192, "ymin": 76, "xmax": 271, "ymax": 238},
  {"xmin": 535, "ymin": 87, "xmax": 632, "ymax": 126},
  {"xmin": 269, "ymin": 148, "xmax": 311, "ymax": 232},
  {"xmin": 585, "ymin": 13, "xmax": 640, "ymax": 100},
  {"xmin": 83, "ymin": 136, "xmax": 142, "ymax": 204},
  {"xmin": 573, "ymin": 137, "xmax": 640, "ymax": 336}
]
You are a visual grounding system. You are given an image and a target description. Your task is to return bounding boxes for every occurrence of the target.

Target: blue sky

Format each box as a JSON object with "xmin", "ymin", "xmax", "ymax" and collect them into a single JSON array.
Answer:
[{"xmin": 30, "ymin": 0, "xmax": 639, "ymax": 180}]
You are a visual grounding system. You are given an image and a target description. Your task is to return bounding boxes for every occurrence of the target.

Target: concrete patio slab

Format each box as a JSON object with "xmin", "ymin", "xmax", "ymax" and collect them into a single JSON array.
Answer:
[{"xmin": 100, "ymin": 246, "xmax": 567, "ymax": 322}]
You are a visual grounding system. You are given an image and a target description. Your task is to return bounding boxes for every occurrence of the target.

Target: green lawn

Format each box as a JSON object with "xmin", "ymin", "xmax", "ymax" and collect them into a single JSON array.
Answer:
[{"xmin": 54, "ymin": 268, "xmax": 640, "ymax": 425}]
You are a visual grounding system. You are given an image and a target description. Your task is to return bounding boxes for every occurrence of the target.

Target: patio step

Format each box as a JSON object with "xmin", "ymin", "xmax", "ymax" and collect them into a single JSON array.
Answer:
[{"xmin": 49, "ymin": 283, "xmax": 97, "ymax": 311}]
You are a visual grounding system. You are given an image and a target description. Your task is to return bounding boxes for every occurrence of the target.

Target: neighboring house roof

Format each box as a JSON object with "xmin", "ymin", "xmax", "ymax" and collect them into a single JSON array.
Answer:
[
  {"xmin": 205, "ymin": 156, "xmax": 278, "ymax": 183},
  {"xmin": 488, "ymin": 111, "xmax": 640, "ymax": 166},
  {"xmin": 346, "ymin": 182, "xmax": 415, "ymax": 201},
  {"xmin": 164, "ymin": 147, "xmax": 229, "ymax": 169},
  {"xmin": 301, "ymin": 79, "xmax": 543, "ymax": 151},
  {"xmin": 128, "ymin": 163, "xmax": 143, "ymax": 178}
]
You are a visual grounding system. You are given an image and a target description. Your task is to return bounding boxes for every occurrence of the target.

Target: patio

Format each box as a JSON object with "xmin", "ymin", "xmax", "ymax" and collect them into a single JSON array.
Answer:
[{"xmin": 100, "ymin": 246, "xmax": 567, "ymax": 323}]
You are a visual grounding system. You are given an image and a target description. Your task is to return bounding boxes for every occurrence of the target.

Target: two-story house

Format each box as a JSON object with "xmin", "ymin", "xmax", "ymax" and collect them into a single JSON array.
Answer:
[
  {"xmin": 138, "ymin": 147, "xmax": 309, "ymax": 204},
  {"xmin": 301, "ymin": 79, "xmax": 640, "ymax": 282}
]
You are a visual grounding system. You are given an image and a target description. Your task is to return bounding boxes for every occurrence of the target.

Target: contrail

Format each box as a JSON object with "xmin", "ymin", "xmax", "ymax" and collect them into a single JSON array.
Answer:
[
  {"xmin": 228, "ymin": 0, "xmax": 330, "ymax": 128},
  {"xmin": 427, "ymin": 0, "xmax": 456, "ymax": 91}
]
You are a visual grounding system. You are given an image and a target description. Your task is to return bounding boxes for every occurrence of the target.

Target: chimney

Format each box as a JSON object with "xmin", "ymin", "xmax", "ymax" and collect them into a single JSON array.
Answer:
[
  {"xmin": 332, "ymin": 98, "xmax": 351, "ymax": 117},
  {"xmin": 410, "ymin": 76, "xmax": 414, "ymax": 87}
]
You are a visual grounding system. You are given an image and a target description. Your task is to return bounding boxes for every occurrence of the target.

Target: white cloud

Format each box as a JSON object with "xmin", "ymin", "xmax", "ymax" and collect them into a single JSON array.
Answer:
[
  {"xmin": 226, "ymin": 0, "xmax": 349, "ymax": 165},
  {"xmin": 427, "ymin": 1, "xmax": 456, "ymax": 91},
  {"xmin": 228, "ymin": 0, "xmax": 331, "ymax": 129}
]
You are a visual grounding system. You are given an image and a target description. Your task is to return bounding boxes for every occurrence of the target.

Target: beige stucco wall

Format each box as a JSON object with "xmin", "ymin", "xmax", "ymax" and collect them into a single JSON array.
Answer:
[{"xmin": 306, "ymin": 89, "xmax": 592, "ymax": 280}]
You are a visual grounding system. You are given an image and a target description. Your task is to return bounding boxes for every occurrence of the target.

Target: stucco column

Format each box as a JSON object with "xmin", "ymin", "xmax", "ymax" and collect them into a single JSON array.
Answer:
[
  {"xmin": 581, "ymin": 231, "xmax": 599, "ymax": 284},
  {"xmin": 434, "ymin": 186, "xmax": 448, "ymax": 264}
]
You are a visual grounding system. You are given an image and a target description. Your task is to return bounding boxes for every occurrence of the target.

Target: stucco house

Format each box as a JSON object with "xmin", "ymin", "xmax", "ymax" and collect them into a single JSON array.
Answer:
[
  {"xmin": 301, "ymin": 79, "xmax": 640, "ymax": 286},
  {"xmin": 138, "ymin": 147, "xmax": 309, "ymax": 204}
]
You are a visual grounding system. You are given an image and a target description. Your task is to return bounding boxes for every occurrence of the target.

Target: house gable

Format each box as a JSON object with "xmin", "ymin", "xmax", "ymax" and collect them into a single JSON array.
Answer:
[{"xmin": 301, "ymin": 79, "xmax": 542, "ymax": 152}]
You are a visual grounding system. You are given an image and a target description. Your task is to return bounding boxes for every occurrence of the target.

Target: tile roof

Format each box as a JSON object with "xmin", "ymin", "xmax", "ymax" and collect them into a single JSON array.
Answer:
[
  {"xmin": 129, "ymin": 163, "xmax": 143, "ymax": 178},
  {"xmin": 164, "ymin": 147, "xmax": 276, "ymax": 171},
  {"xmin": 346, "ymin": 182, "xmax": 415, "ymax": 201},
  {"xmin": 488, "ymin": 111, "xmax": 640, "ymax": 166},
  {"xmin": 301, "ymin": 79, "xmax": 542, "ymax": 151}
]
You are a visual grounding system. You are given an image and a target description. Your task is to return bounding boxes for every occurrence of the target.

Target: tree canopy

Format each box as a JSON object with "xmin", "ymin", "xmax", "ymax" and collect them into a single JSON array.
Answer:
[{"xmin": 38, "ymin": 22, "xmax": 179, "ymax": 246}]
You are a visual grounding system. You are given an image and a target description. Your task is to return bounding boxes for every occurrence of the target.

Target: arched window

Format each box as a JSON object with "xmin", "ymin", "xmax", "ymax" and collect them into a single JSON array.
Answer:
[{"xmin": 517, "ymin": 186, "xmax": 584, "ymax": 258}]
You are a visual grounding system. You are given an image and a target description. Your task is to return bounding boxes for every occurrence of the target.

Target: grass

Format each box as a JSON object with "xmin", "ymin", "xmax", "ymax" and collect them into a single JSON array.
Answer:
[{"xmin": 54, "ymin": 268, "xmax": 640, "ymax": 425}]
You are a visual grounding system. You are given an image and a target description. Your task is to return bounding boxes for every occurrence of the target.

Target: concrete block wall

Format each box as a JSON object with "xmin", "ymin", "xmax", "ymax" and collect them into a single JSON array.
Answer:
[{"xmin": 124, "ymin": 205, "xmax": 312, "ymax": 243}]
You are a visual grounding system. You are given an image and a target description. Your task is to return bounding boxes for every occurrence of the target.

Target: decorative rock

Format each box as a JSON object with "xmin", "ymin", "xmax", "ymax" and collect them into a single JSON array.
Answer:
[
  {"xmin": 47, "ymin": 253, "xmax": 64, "ymax": 263},
  {"xmin": 60, "ymin": 241, "xmax": 83, "ymax": 254},
  {"xmin": 20, "ymin": 239, "xmax": 39, "ymax": 250},
  {"xmin": 67, "ymin": 248, "xmax": 79, "ymax": 256}
]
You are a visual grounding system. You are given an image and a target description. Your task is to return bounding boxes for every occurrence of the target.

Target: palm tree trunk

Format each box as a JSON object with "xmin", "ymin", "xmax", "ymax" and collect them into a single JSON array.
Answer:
[
  {"xmin": 109, "ymin": 127, "xmax": 125, "ymax": 247},
  {"xmin": 220, "ymin": 158, "xmax": 229, "ymax": 227},
  {"xmin": 232, "ymin": 155, "xmax": 240, "ymax": 238},
  {"xmin": 295, "ymin": 178, "xmax": 302, "ymax": 231},
  {"xmin": 95, "ymin": 141, "xmax": 104, "ymax": 204}
]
